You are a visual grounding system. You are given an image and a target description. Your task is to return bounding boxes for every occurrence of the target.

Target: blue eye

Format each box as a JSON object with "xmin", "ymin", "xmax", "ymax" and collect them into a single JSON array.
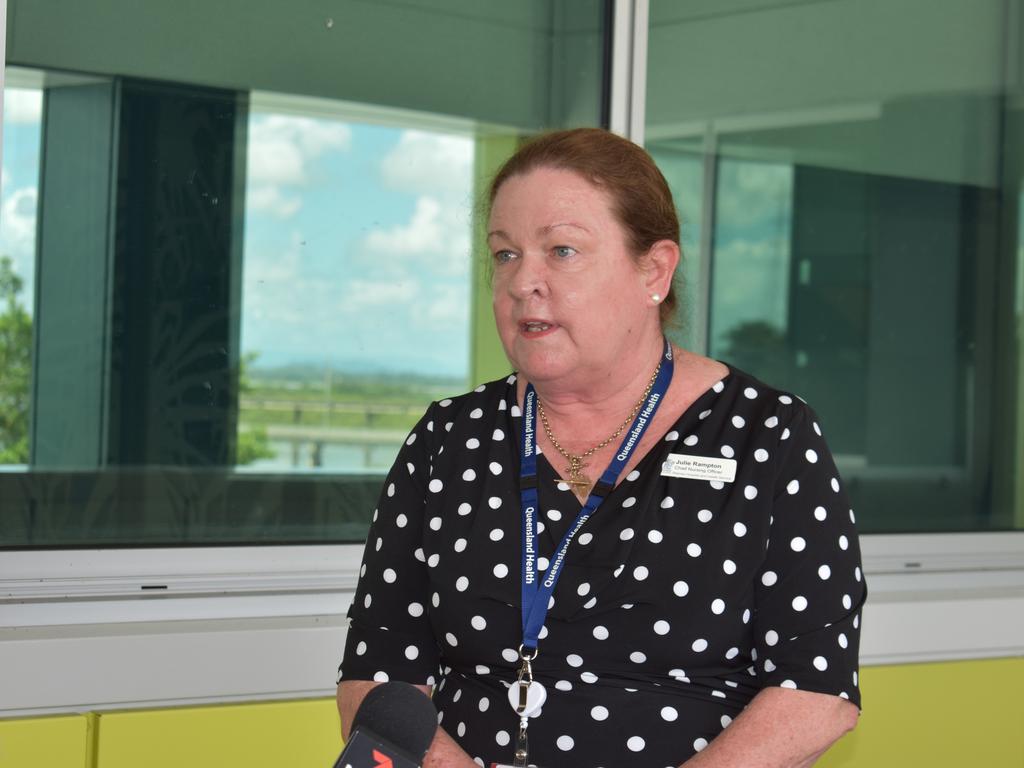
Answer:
[
  {"xmin": 553, "ymin": 246, "xmax": 577, "ymax": 259},
  {"xmin": 493, "ymin": 249, "xmax": 516, "ymax": 264}
]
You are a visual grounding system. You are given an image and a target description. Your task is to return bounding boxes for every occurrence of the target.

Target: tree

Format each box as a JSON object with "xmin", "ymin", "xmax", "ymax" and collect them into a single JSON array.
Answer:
[
  {"xmin": 236, "ymin": 350, "xmax": 275, "ymax": 465},
  {"xmin": 0, "ymin": 259, "xmax": 274, "ymax": 467},
  {"xmin": 0, "ymin": 256, "xmax": 31, "ymax": 464}
]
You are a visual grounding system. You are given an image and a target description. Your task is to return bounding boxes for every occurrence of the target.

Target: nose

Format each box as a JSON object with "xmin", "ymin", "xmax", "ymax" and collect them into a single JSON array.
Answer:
[{"xmin": 505, "ymin": 252, "xmax": 548, "ymax": 300}]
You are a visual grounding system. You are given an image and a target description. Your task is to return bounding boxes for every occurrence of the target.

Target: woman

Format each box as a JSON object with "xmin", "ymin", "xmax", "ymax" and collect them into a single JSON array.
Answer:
[{"xmin": 337, "ymin": 128, "xmax": 864, "ymax": 767}]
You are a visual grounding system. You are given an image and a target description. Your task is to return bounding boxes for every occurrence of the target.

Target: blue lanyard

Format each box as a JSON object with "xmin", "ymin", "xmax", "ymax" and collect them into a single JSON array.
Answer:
[{"xmin": 517, "ymin": 339, "xmax": 674, "ymax": 652}]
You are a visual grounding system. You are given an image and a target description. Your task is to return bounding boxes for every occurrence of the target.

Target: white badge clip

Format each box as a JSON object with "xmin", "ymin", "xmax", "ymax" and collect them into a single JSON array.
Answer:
[{"xmin": 507, "ymin": 677, "xmax": 546, "ymax": 719}]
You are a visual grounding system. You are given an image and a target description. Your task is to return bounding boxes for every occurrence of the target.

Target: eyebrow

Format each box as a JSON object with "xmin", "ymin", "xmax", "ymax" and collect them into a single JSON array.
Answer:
[
  {"xmin": 487, "ymin": 222, "xmax": 592, "ymax": 241},
  {"xmin": 540, "ymin": 222, "xmax": 592, "ymax": 236}
]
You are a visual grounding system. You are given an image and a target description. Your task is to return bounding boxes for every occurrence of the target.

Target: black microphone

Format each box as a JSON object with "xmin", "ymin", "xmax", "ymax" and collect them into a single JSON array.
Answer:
[{"xmin": 333, "ymin": 681, "xmax": 438, "ymax": 768}]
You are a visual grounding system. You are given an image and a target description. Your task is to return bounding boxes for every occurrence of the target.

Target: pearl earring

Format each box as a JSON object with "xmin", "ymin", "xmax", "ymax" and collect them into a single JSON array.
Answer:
[{"xmin": 651, "ymin": 293, "xmax": 661, "ymax": 303}]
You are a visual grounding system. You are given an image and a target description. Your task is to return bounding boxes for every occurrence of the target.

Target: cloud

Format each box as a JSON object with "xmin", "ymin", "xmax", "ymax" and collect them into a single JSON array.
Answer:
[
  {"xmin": 0, "ymin": 185, "xmax": 38, "ymax": 309},
  {"xmin": 360, "ymin": 195, "xmax": 472, "ymax": 277},
  {"xmin": 244, "ymin": 231, "xmax": 303, "ymax": 285},
  {"xmin": 730, "ymin": 161, "xmax": 793, "ymax": 196},
  {"xmin": 339, "ymin": 278, "xmax": 420, "ymax": 312},
  {"xmin": 0, "ymin": 186, "xmax": 38, "ymax": 253},
  {"xmin": 363, "ymin": 129, "xmax": 481, "ymax": 278},
  {"xmin": 246, "ymin": 184, "xmax": 302, "ymax": 219},
  {"xmin": 247, "ymin": 115, "xmax": 352, "ymax": 186},
  {"xmin": 716, "ymin": 237, "xmax": 788, "ymax": 267},
  {"xmin": 3, "ymin": 89, "xmax": 42, "ymax": 124},
  {"xmin": 711, "ymin": 237, "xmax": 791, "ymax": 338},
  {"xmin": 242, "ymin": 232, "xmax": 330, "ymax": 332},
  {"xmin": 240, "ymin": 125, "xmax": 475, "ymax": 374},
  {"xmin": 411, "ymin": 283, "xmax": 470, "ymax": 331},
  {"xmin": 380, "ymin": 130, "xmax": 474, "ymax": 196},
  {"xmin": 364, "ymin": 196, "xmax": 443, "ymax": 255},
  {"xmin": 242, "ymin": 233, "xmax": 420, "ymax": 326},
  {"xmin": 244, "ymin": 114, "xmax": 352, "ymax": 223},
  {"xmin": 716, "ymin": 161, "xmax": 794, "ymax": 234}
]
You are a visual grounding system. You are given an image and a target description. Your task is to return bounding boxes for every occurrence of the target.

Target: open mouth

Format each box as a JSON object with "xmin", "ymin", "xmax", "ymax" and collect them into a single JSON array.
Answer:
[{"xmin": 521, "ymin": 321, "xmax": 554, "ymax": 334}]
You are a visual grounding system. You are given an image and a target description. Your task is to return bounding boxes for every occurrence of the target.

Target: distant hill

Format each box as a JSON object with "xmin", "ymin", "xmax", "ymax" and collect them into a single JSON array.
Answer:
[{"xmin": 248, "ymin": 362, "xmax": 465, "ymax": 395}]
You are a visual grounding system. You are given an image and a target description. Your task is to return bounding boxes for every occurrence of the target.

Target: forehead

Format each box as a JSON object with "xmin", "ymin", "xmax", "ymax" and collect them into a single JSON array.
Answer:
[{"xmin": 489, "ymin": 167, "xmax": 615, "ymax": 228}]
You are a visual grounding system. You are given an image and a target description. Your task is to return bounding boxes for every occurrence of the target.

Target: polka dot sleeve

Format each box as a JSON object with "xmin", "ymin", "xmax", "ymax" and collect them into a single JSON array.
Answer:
[
  {"xmin": 752, "ymin": 402, "xmax": 865, "ymax": 708},
  {"xmin": 337, "ymin": 404, "xmax": 442, "ymax": 688}
]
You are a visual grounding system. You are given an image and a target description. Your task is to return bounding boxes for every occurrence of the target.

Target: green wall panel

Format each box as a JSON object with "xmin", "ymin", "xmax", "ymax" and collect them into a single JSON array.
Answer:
[
  {"xmin": 94, "ymin": 698, "xmax": 339, "ymax": 768},
  {"xmin": 818, "ymin": 657, "xmax": 1024, "ymax": 767},
  {"xmin": 0, "ymin": 713, "xmax": 95, "ymax": 768},
  {"xmin": 3, "ymin": 658, "xmax": 1022, "ymax": 766}
]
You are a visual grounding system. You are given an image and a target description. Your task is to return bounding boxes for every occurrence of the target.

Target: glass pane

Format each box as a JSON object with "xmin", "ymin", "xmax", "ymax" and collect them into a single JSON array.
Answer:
[
  {"xmin": 0, "ymin": 70, "xmax": 41, "ymax": 467},
  {"xmin": 647, "ymin": 141, "xmax": 706, "ymax": 348},
  {"xmin": 646, "ymin": 0, "xmax": 1024, "ymax": 533},
  {"xmin": 238, "ymin": 103, "xmax": 474, "ymax": 474},
  {"xmin": 0, "ymin": 0, "xmax": 608, "ymax": 548}
]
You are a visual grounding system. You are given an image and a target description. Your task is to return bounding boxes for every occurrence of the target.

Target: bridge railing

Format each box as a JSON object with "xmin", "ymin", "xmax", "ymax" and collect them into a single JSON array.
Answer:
[{"xmin": 238, "ymin": 398, "xmax": 423, "ymax": 468}]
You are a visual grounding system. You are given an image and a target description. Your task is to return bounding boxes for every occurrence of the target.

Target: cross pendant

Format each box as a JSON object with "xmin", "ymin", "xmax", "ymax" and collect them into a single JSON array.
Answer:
[{"xmin": 563, "ymin": 457, "xmax": 592, "ymax": 500}]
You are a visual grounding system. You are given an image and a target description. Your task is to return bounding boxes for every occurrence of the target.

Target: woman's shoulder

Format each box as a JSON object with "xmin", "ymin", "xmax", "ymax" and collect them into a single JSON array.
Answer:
[
  {"xmin": 669, "ymin": 348, "xmax": 817, "ymax": 431},
  {"xmin": 413, "ymin": 373, "xmax": 519, "ymax": 436},
  {"xmin": 710, "ymin": 362, "xmax": 831, "ymax": 453},
  {"xmin": 431, "ymin": 372, "xmax": 517, "ymax": 411},
  {"xmin": 400, "ymin": 374, "xmax": 518, "ymax": 461},
  {"xmin": 672, "ymin": 349, "xmax": 729, "ymax": 396},
  {"xmin": 721, "ymin": 362, "xmax": 793, "ymax": 399},
  {"xmin": 677, "ymin": 348, "xmax": 790, "ymax": 401},
  {"xmin": 720, "ymin": 363, "xmax": 813, "ymax": 413}
]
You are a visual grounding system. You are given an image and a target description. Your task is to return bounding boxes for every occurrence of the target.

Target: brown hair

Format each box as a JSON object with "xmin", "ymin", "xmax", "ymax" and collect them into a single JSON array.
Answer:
[{"xmin": 488, "ymin": 127, "xmax": 680, "ymax": 326}]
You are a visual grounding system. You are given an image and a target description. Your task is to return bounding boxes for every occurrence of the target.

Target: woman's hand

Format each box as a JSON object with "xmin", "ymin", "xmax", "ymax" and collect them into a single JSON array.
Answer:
[
  {"xmin": 336, "ymin": 680, "xmax": 478, "ymax": 768},
  {"xmin": 680, "ymin": 687, "xmax": 858, "ymax": 767}
]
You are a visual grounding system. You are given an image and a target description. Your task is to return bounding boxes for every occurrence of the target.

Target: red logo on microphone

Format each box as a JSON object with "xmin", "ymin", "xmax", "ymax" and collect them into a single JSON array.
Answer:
[{"xmin": 371, "ymin": 749, "xmax": 393, "ymax": 768}]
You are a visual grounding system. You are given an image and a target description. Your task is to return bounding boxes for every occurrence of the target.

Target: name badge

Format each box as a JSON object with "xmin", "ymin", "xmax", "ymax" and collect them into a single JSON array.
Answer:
[{"xmin": 661, "ymin": 453, "xmax": 737, "ymax": 483}]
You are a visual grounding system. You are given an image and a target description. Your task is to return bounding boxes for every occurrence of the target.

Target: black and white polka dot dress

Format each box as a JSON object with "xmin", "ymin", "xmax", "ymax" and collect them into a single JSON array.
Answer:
[{"xmin": 338, "ymin": 368, "xmax": 865, "ymax": 768}]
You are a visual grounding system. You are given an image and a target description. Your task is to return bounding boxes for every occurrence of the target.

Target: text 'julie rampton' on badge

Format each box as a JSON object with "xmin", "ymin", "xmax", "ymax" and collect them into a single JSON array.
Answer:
[{"xmin": 660, "ymin": 453, "xmax": 737, "ymax": 483}]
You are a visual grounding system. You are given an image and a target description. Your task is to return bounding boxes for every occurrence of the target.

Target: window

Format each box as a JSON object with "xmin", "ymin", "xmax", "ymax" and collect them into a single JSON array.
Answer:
[
  {"xmin": 0, "ymin": 0, "xmax": 608, "ymax": 548},
  {"xmin": 238, "ymin": 99, "xmax": 476, "ymax": 475},
  {"xmin": 0, "ymin": 69, "xmax": 41, "ymax": 468},
  {"xmin": 646, "ymin": 0, "xmax": 1024, "ymax": 533}
]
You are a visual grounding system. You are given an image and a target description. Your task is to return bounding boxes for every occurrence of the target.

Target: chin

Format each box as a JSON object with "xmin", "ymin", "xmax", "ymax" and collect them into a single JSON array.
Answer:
[{"xmin": 513, "ymin": 348, "xmax": 577, "ymax": 384}]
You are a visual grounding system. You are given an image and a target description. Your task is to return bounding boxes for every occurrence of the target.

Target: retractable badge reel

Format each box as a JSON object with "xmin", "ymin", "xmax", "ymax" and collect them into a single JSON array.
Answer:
[{"xmin": 503, "ymin": 645, "xmax": 545, "ymax": 767}]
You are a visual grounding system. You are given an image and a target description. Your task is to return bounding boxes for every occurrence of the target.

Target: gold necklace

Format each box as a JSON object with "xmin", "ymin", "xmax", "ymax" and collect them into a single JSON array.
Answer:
[{"xmin": 538, "ymin": 361, "xmax": 662, "ymax": 501}]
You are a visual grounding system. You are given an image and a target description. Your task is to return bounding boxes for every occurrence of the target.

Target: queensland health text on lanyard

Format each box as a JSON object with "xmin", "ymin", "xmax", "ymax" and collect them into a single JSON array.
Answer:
[{"xmin": 508, "ymin": 338, "xmax": 674, "ymax": 767}]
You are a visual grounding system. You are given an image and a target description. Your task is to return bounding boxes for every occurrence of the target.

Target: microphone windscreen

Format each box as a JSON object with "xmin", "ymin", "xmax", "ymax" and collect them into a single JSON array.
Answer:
[{"xmin": 351, "ymin": 681, "xmax": 438, "ymax": 760}]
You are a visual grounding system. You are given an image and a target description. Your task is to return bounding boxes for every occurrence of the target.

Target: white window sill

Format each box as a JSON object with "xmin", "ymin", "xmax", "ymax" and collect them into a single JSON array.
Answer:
[{"xmin": 1, "ymin": 532, "xmax": 1022, "ymax": 716}]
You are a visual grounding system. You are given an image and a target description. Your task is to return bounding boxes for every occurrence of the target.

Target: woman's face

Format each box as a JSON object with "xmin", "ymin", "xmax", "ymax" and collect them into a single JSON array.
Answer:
[{"xmin": 488, "ymin": 167, "xmax": 659, "ymax": 388}]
